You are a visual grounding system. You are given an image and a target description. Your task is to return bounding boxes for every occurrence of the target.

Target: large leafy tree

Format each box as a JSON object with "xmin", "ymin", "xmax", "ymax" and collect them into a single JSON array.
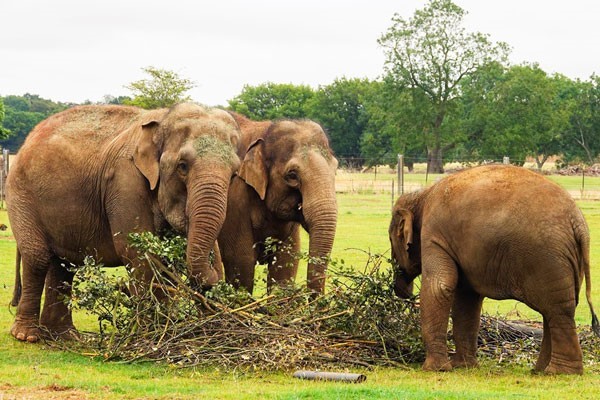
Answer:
[
  {"xmin": 228, "ymin": 82, "xmax": 314, "ymax": 120},
  {"xmin": 557, "ymin": 75, "xmax": 600, "ymax": 165},
  {"xmin": 306, "ymin": 77, "xmax": 376, "ymax": 163},
  {"xmin": 461, "ymin": 64, "xmax": 568, "ymax": 168},
  {"xmin": 124, "ymin": 66, "xmax": 196, "ymax": 109},
  {"xmin": 362, "ymin": 75, "xmax": 428, "ymax": 170},
  {"xmin": 378, "ymin": 0, "xmax": 509, "ymax": 172},
  {"xmin": 457, "ymin": 61, "xmax": 506, "ymax": 161}
]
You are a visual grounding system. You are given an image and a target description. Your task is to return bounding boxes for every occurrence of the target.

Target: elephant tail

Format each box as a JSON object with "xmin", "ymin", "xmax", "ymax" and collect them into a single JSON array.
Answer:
[
  {"xmin": 585, "ymin": 272, "xmax": 600, "ymax": 337},
  {"xmin": 10, "ymin": 248, "xmax": 21, "ymax": 307},
  {"xmin": 578, "ymin": 220, "xmax": 600, "ymax": 337}
]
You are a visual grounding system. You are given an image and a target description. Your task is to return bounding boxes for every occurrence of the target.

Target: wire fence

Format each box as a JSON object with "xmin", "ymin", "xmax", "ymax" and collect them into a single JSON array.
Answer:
[
  {"xmin": 1, "ymin": 151, "xmax": 599, "ymax": 205},
  {"xmin": 335, "ymin": 162, "xmax": 600, "ymax": 201}
]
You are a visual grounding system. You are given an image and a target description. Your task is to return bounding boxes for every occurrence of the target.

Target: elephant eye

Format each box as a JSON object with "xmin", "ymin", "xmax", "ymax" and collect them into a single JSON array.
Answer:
[
  {"xmin": 177, "ymin": 161, "xmax": 189, "ymax": 175},
  {"xmin": 285, "ymin": 170, "xmax": 298, "ymax": 181}
]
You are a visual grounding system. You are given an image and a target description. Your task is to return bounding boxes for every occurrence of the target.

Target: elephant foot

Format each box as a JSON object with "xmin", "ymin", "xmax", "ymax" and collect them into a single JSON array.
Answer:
[
  {"xmin": 422, "ymin": 356, "xmax": 452, "ymax": 372},
  {"xmin": 543, "ymin": 361, "xmax": 583, "ymax": 375},
  {"xmin": 11, "ymin": 319, "xmax": 42, "ymax": 343},
  {"xmin": 450, "ymin": 354, "xmax": 478, "ymax": 369}
]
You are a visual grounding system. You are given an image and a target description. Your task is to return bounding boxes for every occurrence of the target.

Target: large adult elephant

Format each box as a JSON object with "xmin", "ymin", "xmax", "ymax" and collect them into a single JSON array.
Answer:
[
  {"xmin": 389, "ymin": 165, "xmax": 600, "ymax": 374},
  {"xmin": 218, "ymin": 113, "xmax": 338, "ymax": 294},
  {"xmin": 7, "ymin": 103, "xmax": 241, "ymax": 343}
]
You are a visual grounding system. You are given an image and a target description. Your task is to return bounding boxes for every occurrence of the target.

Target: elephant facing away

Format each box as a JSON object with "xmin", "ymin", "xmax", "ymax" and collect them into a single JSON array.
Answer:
[
  {"xmin": 389, "ymin": 165, "xmax": 600, "ymax": 374},
  {"xmin": 218, "ymin": 113, "xmax": 338, "ymax": 295},
  {"xmin": 7, "ymin": 103, "xmax": 241, "ymax": 342}
]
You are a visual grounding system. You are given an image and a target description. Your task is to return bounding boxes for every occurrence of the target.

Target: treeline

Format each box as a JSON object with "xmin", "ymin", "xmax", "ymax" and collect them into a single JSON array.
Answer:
[
  {"xmin": 2, "ymin": 69, "xmax": 599, "ymax": 172},
  {"xmin": 226, "ymin": 66, "xmax": 600, "ymax": 171}
]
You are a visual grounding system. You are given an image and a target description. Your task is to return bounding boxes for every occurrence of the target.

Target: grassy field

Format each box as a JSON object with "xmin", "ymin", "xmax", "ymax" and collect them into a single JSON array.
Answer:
[{"xmin": 1, "ymin": 172, "xmax": 600, "ymax": 399}]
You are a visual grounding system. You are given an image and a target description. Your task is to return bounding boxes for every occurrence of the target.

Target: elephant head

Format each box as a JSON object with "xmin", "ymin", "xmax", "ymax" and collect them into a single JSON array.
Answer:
[
  {"xmin": 237, "ymin": 119, "xmax": 338, "ymax": 293},
  {"xmin": 389, "ymin": 192, "xmax": 422, "ymax": 298},
  {"xmin": 133, "ymin": 103, "xmax": 240, "ymax": 287}
]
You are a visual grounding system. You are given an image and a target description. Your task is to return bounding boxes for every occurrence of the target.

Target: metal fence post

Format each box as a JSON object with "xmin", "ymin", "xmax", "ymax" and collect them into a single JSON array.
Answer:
[
  {"xmin": 0, "ymin": 148, "xmax": 9, "ymax": 209},
  {"xmin": 391, "ymin": 180, "xmax": 395, "ymax": 210},
  {"xmin": 397, "ymin": 154, "xmax": 404, "ymax": 195}
]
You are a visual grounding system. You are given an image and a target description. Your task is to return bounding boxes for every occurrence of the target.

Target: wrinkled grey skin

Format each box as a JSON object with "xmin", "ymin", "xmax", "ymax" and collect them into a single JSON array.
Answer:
[
  {"xmin": 389, "ymin": 165, "xmax": 600, "ymax": 374},
  {"xmin": 218, "ymin": 112, "xmax": 338, "ymax": 295},
  {"xmin": 7, "ymin": 103, "xmax": 240, "ymax": 342}
]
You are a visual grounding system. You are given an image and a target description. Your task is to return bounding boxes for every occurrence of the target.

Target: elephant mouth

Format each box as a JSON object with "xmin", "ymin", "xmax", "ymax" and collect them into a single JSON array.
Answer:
[
  {"xmin": 167, "ymin": 215, "xmax": 187, "ymax": 235},
  {"xmin": 275, "ymin": 193, "xmax": 303, "ymax": 222}
]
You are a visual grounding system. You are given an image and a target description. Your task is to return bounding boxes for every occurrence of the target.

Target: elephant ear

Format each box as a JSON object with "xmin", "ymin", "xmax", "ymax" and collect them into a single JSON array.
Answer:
[
  {"xmin": 133, "ymin": 120, "xmax": 161, "ymax": 190},
  {"xmin": 394, "ymin": 208, "xmax": 414, "ymax": 253},
  {"xmin": 238, "ymin": 138, "xmax": 268, "ymax": 200}
]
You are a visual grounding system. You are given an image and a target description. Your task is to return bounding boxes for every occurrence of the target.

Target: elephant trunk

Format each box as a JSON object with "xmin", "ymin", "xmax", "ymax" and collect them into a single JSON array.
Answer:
[
  {"xmin": 394, "ymin": 273, "xmax": 415, "ymax": 298},
  {"xmin": 186, "ymin": 173, "xmax": 229, "ymax": 289},
  {"xmin": 302, "ymin": 176, "xmax": 337, "ymax": 294}
]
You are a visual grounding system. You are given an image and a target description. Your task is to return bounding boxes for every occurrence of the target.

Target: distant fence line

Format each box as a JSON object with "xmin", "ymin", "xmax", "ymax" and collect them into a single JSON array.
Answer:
[
  {"xmin": 336, "ymin": 156, "xmax": 522, "ymax": 169},
  {"xmin": 335, "ymin": 164, "xmax": 600, "ymax": 201},
  {"xmin": 1, "ymin": 150, "xmax": 598, "ymax": 205}
]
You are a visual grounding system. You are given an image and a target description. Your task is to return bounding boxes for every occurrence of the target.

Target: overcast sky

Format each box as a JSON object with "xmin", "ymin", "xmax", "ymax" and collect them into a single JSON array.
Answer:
[{"xmin": 1, "ymin": 0, "xmax": 598, "ymax": 106}]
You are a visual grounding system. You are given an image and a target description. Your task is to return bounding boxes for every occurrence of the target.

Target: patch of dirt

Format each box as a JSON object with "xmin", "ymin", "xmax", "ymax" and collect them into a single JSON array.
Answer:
[{"xmin": 0, "ymin": 383, "xmax": 89, "ymax": 400}]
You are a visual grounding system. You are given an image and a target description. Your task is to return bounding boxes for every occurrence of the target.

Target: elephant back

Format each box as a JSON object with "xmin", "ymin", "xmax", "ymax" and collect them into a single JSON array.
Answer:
[{"xmin": 20, "ymin": 105, "xmax": 144, "ymax": 151}]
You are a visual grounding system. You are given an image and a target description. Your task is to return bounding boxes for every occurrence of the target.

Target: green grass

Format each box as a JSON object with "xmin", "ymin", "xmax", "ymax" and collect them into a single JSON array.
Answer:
[{"xmin": 2, "ymin": 173, "xmax": 600, "ymax": 399}]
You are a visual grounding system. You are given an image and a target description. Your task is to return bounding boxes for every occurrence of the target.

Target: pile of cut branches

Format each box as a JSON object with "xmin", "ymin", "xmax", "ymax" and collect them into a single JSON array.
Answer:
[{"xmin": 53, "ymin": 233, "xmax": 599, "ymax": 371}]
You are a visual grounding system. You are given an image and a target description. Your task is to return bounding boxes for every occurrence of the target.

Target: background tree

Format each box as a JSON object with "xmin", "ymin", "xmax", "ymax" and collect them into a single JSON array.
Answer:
[
  {"xmin": 306, "ymin": 77, "xmax": 376, "ymax": 165},
  {"xmin": 457, "ymin": 61, "xmax": 506, "ymax": 161},
  {"xmin": 228, "ymin": 82, "xmax": 314, "ymax": 120},
  {"xmin": 0, "ymin": 99, "xmax": 9, "ymax": 140},
  {"xmin": 362, "ymin": 76, "xmax": 428, "ymax": 170},
  {"xmin": 0, "ymin": 94, "xmax": 70, "ymax": 151},
  {"xmin": 378, "ymin": 0, "xmax": 509, "ymax": 173},
  {"xmin": 557, "ymin": 75, "xmax": 600, "ymax": 165},
  {"xmin": 102, "ymin": 95, "xmax": 132, "ymax": 105},
  {"xmin": 124, "ymin": 66, "xmax": 196, "ymax": 109},
  {"xmin": 461, "ymin": 64, "xmax": 568, "ymax": 168}
]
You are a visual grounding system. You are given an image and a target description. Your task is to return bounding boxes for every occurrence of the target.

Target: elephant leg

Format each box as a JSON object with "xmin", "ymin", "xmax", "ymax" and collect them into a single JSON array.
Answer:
[
  {"xmin": 40, "ymin": 259, "xmax": 77, "ymax": 340},
  {"xmin": 220, "ymin": 233, "xmax": 258, "ymax": 294},
  {"xmin": 544, "ymin": 312, "xmax": 583, "ymax": 374},
  {"xmin": 110, "ymin": 219, "xmax": 168, "ymax": 297},
  {"xmin": 419, "ymin": 249, "xmax": 459, "ymax": 371},
  {"xmin": 11, "ymin": 249, "xmax": 51, "ymax": 343},
  {"xmin": 534, "ymin": 318, "xmax": 551, "ymax": 372},
  {"xmin": 267, "ymin": 228, "xmax": 300, "ymax": 292},
  {"xmin": 451, "ymin": 288, "xmax": 483, "ymax": 368}
]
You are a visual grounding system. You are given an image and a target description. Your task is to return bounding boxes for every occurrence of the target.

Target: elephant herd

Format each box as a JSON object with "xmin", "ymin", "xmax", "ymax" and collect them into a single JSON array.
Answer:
[{"xmin": 5, "ymin": 103, "xmax": 600, "ymax": 375}]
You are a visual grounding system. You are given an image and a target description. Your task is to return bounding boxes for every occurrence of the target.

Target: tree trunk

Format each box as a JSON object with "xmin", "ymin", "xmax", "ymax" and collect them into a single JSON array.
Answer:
[
  {"xmin": 427, "ymin": 108, "xmax": 446, "ymax": 174},
  {"xmin": 427, "ymin": 146, "xmax": 444, "ymax": 174},
  {"xmin": 535, "ymin": 155, "xmax": 549, "ymax": 170}
]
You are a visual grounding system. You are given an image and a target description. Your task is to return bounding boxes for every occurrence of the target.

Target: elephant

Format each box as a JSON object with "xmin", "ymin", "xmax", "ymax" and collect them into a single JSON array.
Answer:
[
  {"xmin": 6, "ymin": 102, "xmax": 241, "ymax": 343},
  {"xmin": 217, "ymin": 112, "xmax": 338, "ymax": 295},
  {"xmin": 389, "ymin": 164, "xmax": 600, "ymax": 374}
]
